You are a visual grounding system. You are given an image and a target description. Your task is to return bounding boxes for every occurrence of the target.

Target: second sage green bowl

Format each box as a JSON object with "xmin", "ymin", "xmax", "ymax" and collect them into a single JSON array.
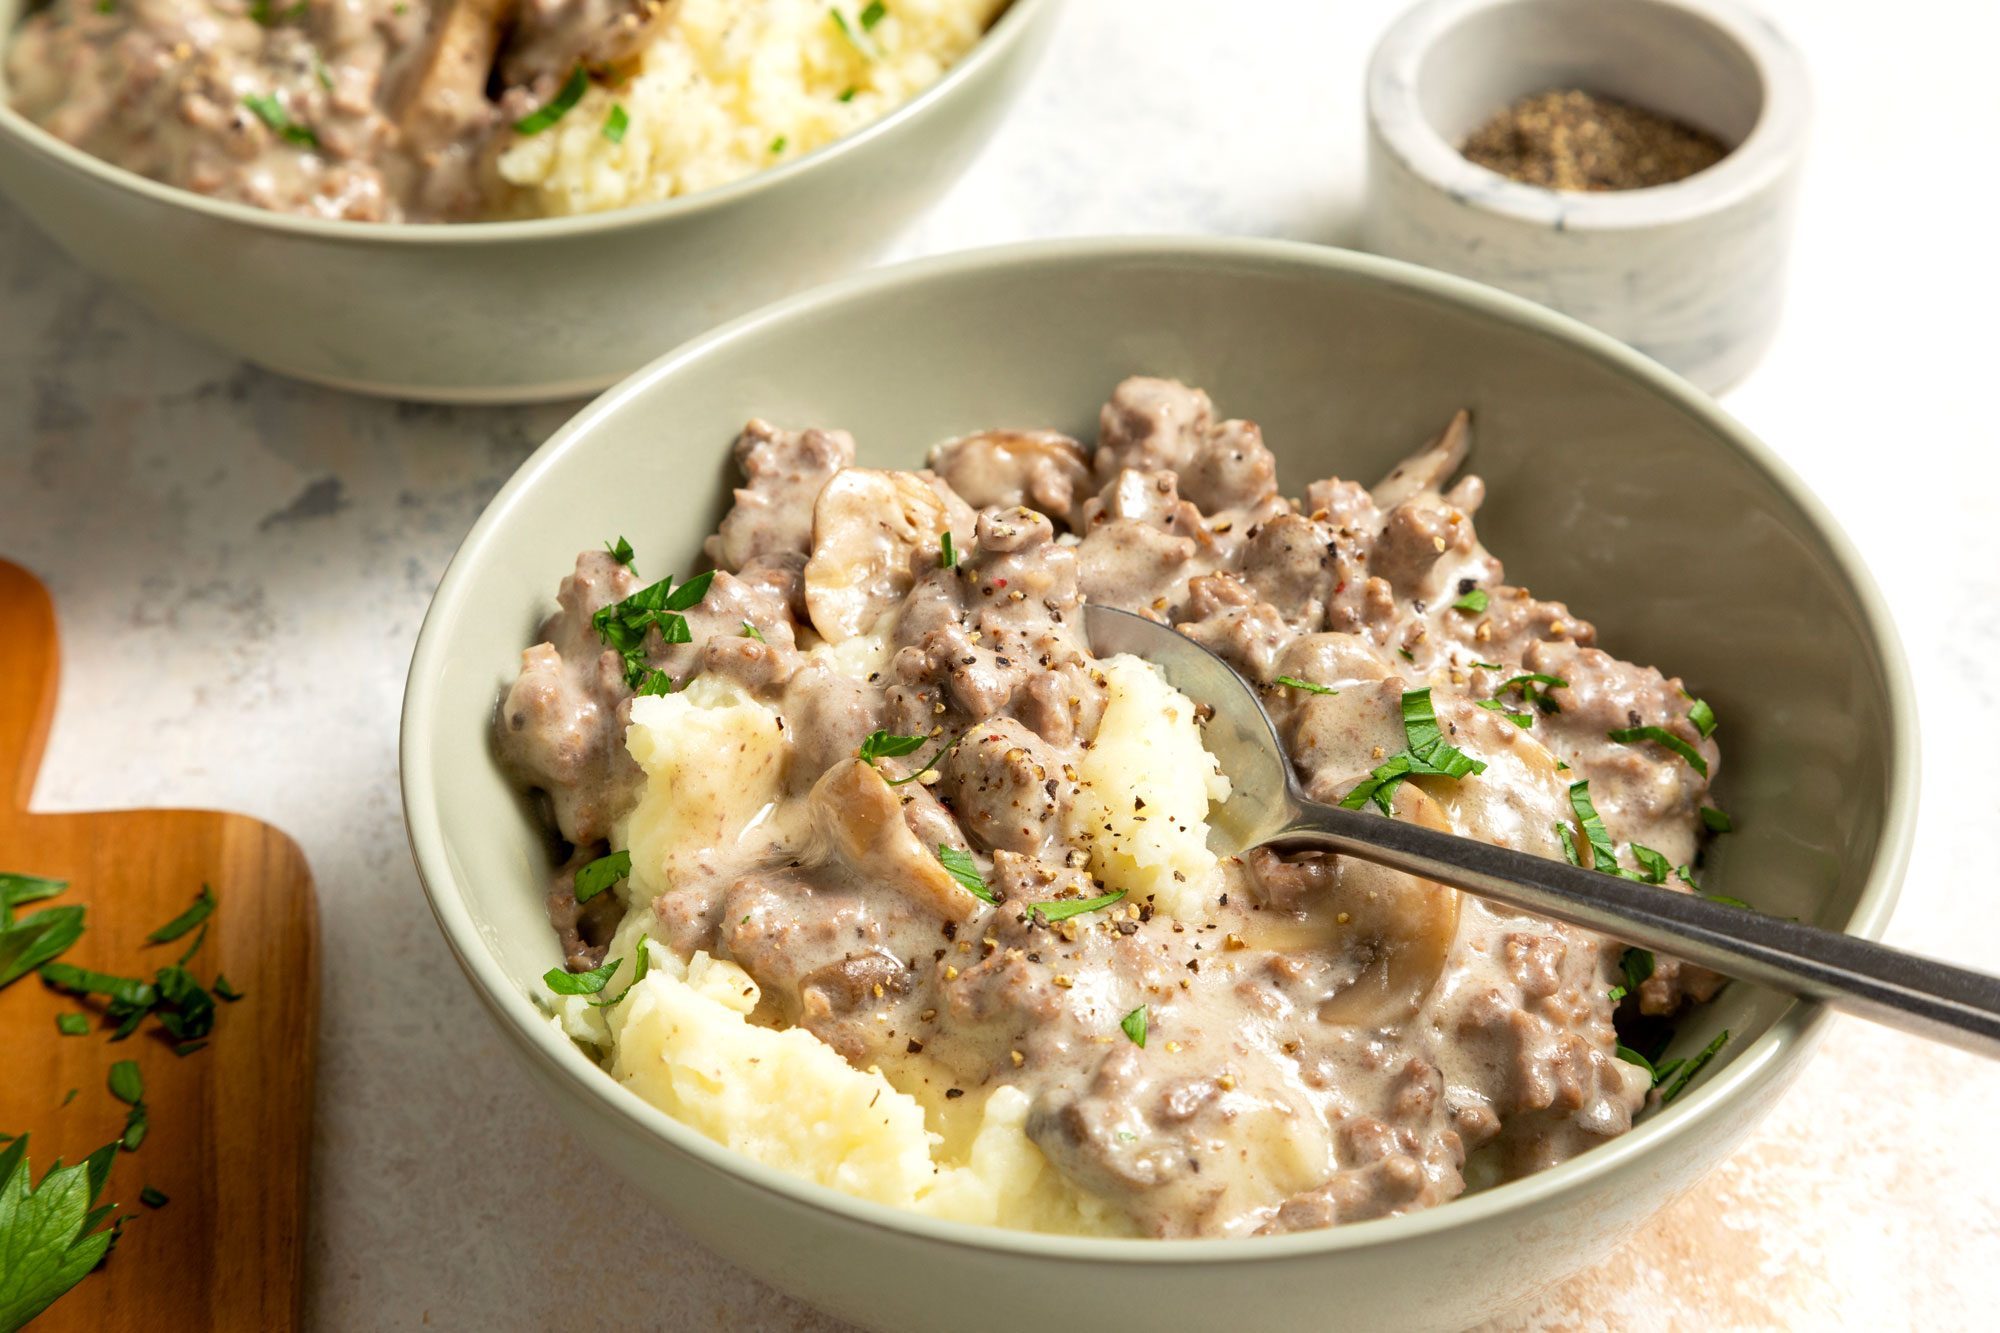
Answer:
[
  {"xmin": 0, "ymin": 0, "xmax": 1056, "ymax": 403},
  {"xmin": 402, "ymin": 238, "xmax": 1915, "ymax": 1330}
]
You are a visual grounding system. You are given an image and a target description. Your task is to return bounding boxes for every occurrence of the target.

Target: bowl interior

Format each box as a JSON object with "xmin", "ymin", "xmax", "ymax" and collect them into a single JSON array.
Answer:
[{"xmin": 405, "ymin": 239, "xmax": 1909, "ymax": 1248}]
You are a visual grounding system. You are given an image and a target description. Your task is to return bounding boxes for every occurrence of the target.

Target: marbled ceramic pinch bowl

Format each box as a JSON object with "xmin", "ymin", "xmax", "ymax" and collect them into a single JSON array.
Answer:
[
  {"xmin": 0, "ymin": 0, "xmax": 1058, "ymax": 403},
  {"xmin": 1364, "ymin": 0, "xmax": 1810, "ymax": 393},
  {"xmin": 401, "ymin": 238, "xmax": 1914, "ymax": 1332}
]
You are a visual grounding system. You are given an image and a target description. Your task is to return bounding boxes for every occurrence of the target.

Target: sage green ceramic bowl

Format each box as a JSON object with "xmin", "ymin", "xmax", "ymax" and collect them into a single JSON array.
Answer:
[
  {"xmin": 401, "ymin": 238, "xmax": 1915, "ymax": 1331},
  {"xmin": 0, "ymin": 0, "xmax": 1055, "ymax": 403}
]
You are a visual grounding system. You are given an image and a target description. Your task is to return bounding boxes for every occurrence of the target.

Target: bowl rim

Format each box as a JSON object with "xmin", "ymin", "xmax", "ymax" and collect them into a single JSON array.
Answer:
[
  {"xmin": 1366, "ymin": 0, "xmax": 1811, "ymax": 231},
  {"xmin": 400, "ymin": 234, "xmax": 1917, "ymax": 1263},
  {"xmin": 0, "ymin": 0, "xmax": 1050, "ymax": 245}
]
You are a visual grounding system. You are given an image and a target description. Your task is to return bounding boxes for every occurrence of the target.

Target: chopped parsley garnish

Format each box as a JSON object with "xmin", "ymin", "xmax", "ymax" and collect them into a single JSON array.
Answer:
[
  {"xmin": 1274, "ymin": 675, "xmax": 1337, "ymax": 695},
  {"xmin": 936, "ymin": 846, "xmax": 995, "ymax": 904},
  {"xmin": 741, "ymin": 620, "xmax": 765, "ymax": 642},
  {"xmin": 1619, "ymin": 947, "xmax": 1654, "ymax": 995},
  {"xmin": 1687, "ymin": 697, "xmax": 1718, "ymax": 739},
  {"xmin": 139, "ymin": 1186, "xmax": 169, "ymax": 1209},
  {"xmin": 0, "ymin": 904, "xmax": 84, "ymax": 988},
  {"xmin": 175, "ymin": 923, "xmax": 208, "ymax": 966},
  {"xmin": 589, "ymin": 938, "xmax": 651, "ymax": 1008},
  {"xmin": 769, "ymin": 135, "xmax": 788, "ymax": 154},
  {"xmin": 602, "ymin": 104, "xmax": 630, "ymax": 145},
  {"xmin": 857, "ymin": 730, "xmax": 928, "ymax": 766},
  {"xmin": 1628, "ymin": 843, "xmax": 1670, "ymax": 884},
  {"xmin": 1451, "ymin": 588, "xmax": 1489, "ymax": 614},
  {"xmin": 591, "ymin": 567, "xmax": 713, "ymax": 689},
  {"xmin": 515, "ymin": 65, "xmax": 588, "ymax": 135},
  {"xmin": 604, "ymin": 536, "xmax": 635, "ymax": 568},
  {"xmin": 1606, "ymin": 984, "xmax": 1627, "ymax": 1005},
  {"xmin": 1705, "ymin": 893, "xmax": 1753, "ymax": 910},
  {"xmin": 56, "ymin": 1014, "xmax": 88, "ymax": 1036},
  {"xmin": 634, "ymin": 669, "xmax": 674, "ymax": 697},
  {"xmin": 861, "ymin": 0, "xmax": 887, "ymax": 26},
  {"xmin": 107, "ymin": 1061, "xmax": 142, "ymax": 1107},
  {"xmin": 1556, "ymin": 822, "xmax": 1581, "ymax": 866},
  {"xmin": 1028, "ymin": 890, "xmax": 1125, "ymax": 924},
  {"xmin": 1658, "ymin": 1030, "xmax": 1729, "ymax": 1103},
  {"xmin": 884, "ymin": 733, "xmax": 960, "ymax": 787},
  {"xmin": 213, "ymin": 975, "xmax": 244, "ymax": 1002},
  {"xmin": 939, "ymin": 531, "xmax": 957, "ymax": 569},
  {"xmin": 248, "ymin": 0, "xmax": 308, "ymax": 23},
  {"xmin": 838, "ymin": 85, "xmax": 858, "ymax": 102},
  {"xmin": 0, "ymin": 1135, "xmax": 124, "ymax": 1328},
  {"xmin": 1339, "ymin": 688, "xmax": 1488, "ymax": 814},
  {"xmin": 543, "ymin": 956, "xmax": 620, "ymax": 996},
  {"xmin": 145, "ymin": 885, "xmax": 213, "ymax": 945},
  {"xmin": 1700, "ymin": 806, "xmax": 1733, "ymax": 833},
  {"xmin": 1497, "ymin": 673, "xmax": 1565, "ymax": 714},
  {"xmin": 1566, "ymin": 781, "xmax": 1619, "ymax": 873},
  {"xmin": 1, "ymin": 872, "xmax": 67, "ymax": 926},
  {"xmin": 1470, "ymin": 661, "xmax": 1503, "ymax": 671},
  {"xmin": 1614, "ymin": 1044, "xmax": 1655, "ymax": 1078},
  {"xmin": 1120, "ymin": 1005, "xmax": 1147, "ymax": 1048},
  {"xmin": 1607, "ymin": 725, "xmax": 1708, "ymax": 776},
  {"xmin": 242, "ymin": 93, "xmax": 318, "ymax": 148},
  {"xmin": 572, "ymin": 850, "xmax": 631, "ymax": 905},
  {"xmin": 1475, "ymin": 698, "xmax": 1532, "ymax": 728}
]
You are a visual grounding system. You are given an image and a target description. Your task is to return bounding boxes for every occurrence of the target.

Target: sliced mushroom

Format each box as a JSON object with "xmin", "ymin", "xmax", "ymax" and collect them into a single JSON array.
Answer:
[
  {"xmin": 503, "ymin": 0, "xmax": 684, "ymax": 88},
  {"xmin": 395, "ymin": 0, "xmax": 514, "ymax": 156},
  {"xmin": 803, "ymin": 468, "xmax": 972, "ymax": 642},
  {"xmin": 808, "ymin": 759, "xmax": 985, "ymax": 922},
  {"xmin": 1316, "ymin": 784, "xmax": 1462, "ymax": 1026},
  {"xmin": 1370, "ymin": 411, "xmax": 1470, "ymax": 511},
  {"xmin": 927, "ymin": 429, "xmax": 1093, "ymax": 526}
]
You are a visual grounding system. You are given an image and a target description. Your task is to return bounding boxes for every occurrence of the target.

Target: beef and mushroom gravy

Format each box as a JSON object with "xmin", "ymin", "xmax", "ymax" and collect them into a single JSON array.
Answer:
[{"xmin": 496, "ymin": 377, "xmax": 1730, "ymax": 1237}]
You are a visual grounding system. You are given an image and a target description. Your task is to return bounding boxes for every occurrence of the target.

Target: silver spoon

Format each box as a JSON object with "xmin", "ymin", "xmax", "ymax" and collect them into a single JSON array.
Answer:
[{"xmin": 1086, "ymin": 604, "xmax": 2000, "ymax": 1058}]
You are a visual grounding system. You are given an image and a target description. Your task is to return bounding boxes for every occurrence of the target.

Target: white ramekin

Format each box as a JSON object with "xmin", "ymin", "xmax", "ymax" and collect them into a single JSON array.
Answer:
[{"xmin": 1363, "ymin": 0, "xmax": 1810, "ymax": 393}]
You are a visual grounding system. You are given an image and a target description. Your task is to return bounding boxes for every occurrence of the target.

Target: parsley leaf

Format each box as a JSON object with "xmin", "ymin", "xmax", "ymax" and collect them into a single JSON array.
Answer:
[
  {"xmin": 591, "ymin": 569, "xmax": 714, "ymax": 689},
  {"xmin": 1398, "ymin": 687, "xmax": 1486, "ymax": 779},
  {"xmin": 146, "ymin": 885, "xmax": 214, "ymax": 945},
  {"xmin": 1565, "ymin": 781, "xmax": 1619, "ymax": 873},
  {"xmin": 242, "ymin": 93, "xmax": 318, "ymax": 147},
  {"xmin": 1606, "ymin": 984, "xmax": 1627, "ymax": 1005},
  {"xmin": 1120, "ymin": 1005, "xmax": 1147, "ymax": 1048},
  {"xmin": 1620, "ymin": 947, "xmax": 1654, "ymax": 995},
  {"xmin": 1700, "ymin": 806, "xmax": 1733, "ymax": 833},
  {"xmin": 936, "ymin": 846, "xmax": 995, "ymax": 904},
  {"xmin": 1, "ymin": 872, "xmax": 66, "ymax": 926},
  {"xmin": 634, "ymin": 669, "xmax": 674, "ymax": 697},
  {"xmin": 602, "ymin": 105, "xmax": 630, "ymax": 145},
  {"xmin": 1274, "ymin": 675, "xmax": 1337, "ymax": 696},
  {"xmin": 939, "ymin": 531, "xmax": 957, "ymax": 569},
  {"xmin": 107, "ymin": 1061, "xmax": 142, "ymax": 1107},
  {"xmin": 857, "ymin": 730, "xmax": 928, "ymax": 766},
  {"xmin": 884, "ymin": 733, "xmax": 960, "ymax": 787},
  {"xmin": 1452, "ymin": 588, "xmax": 1489, "ymax": 614},
  {"xmin": 1608, "ymin": 725, "xmax": 1708, "ymax": 776},
  {"xmin": 0, "ymin": 1136, "xmax": 122, "ymax": 1330},
  {"xmin": 1028, "ymin": 890, "xmax": 1125, "ymax": 924},
  {"xmin": 1659, "ymin": 1030, "xmax": 1729, "ymax": 1103},
  {"xmin": 55, "ymin": 1014, "xmax": 88, "ymax": 1036},
  {"xmin": 573, "ymin": 850, "xmax": 631, "ymax": 905},
  {"xmin": 604, "ymin": 536, "xmax": 635, "ymax": 569},
  {"xmin": 830, "ymin": 5, "xmax": 878, "ymax": 56},
  {"xmin": 741, "ymin": 620, "xmax": 765, "ymax": 642},
  {"xmin": 139, "ymin": 1186, "xmax": 169, "ymax": 1209},
  {"xmin": 1687, "ymin": 697, "xmax": 1718, "ymax": 739},
  {"xmin": 1629, "ymin": 843, "xmax": 1670, "ymax": 884},
  {"xmin": 213, "ymin": 975, "xmax": 244, "ymax": 1002},
  {"xmin": 515, "ymin": 65, "xmax": 588, "ymax": 135},
  {"xmin": 1475, "ymin": 698, "xmax": 1532, "ymax": 728},
  {"xmin": 861, "ymin": 0, "xmax": 887, "ymax": 27},
  {"xmin": 1614, "ymin": 1044, "xmax": 1656, "ymax": 1078},
  {"xmin": 588, "ymin": 938, "xmax": 651, "ymax": 1008},
  {"xmin": 1497, "ymin": 673, "xmax": 1565, "ymax": 714},
  {"xmin": 0, "ymin": 905, "xmax": 85, "ymax": 989},
  {"xmin": 543, "ymin": 956, "xmax": 620, "ymax": 996}
]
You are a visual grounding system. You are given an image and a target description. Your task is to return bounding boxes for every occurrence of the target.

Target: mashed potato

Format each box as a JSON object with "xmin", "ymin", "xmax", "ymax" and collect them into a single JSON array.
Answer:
[
  {"xmin": 549, "ymin": 644, "xmax": 1219, "ymax": 1234},
  {"xmin": 498, "ymin": 0, "xmax": 1008, "ymax": 216}
]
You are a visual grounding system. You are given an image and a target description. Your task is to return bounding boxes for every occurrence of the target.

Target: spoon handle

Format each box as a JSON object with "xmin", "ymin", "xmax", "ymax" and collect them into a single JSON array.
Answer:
[{"xmin": 1271, "ymin": 800, "xmax": 2000, "ymax": 1058}]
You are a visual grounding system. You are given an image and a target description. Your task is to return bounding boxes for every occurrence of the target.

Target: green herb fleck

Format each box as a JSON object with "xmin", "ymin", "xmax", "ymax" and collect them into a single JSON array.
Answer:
[
  {"xmin": 1564, "ymin": 782, "xmax": 1618, "ymax": 873},
  {"xmin": 838, "ymin": 85, "xmax": 858, "ymax": 102},
  {"xmin": 884, "ymin": 733, "xmax": 960, "ymax": 787},
  {"xmin": 146, "ymin": 885, "xmax": 214, "ymax": 945},
  {"xmin": 515, "ymin": 65, "xmax": 588, "ymax": 135},
  {"xmin": 589, "ymin": 938, "xmax": 652, "ymax": 1008},
  {"xmin": 861, "ymin": 0, "xmax": 887, "ymax": 27},
  {"xmin": 591, "ymin": 569, "xmax": 713, "ymax": 689},
  {"xmin": 1629, "ymin": 843, "xmax": 1670, "ymax": 884},
  {"xmin": 858, "ymin": 730, "xmax": 928, "ymax": 766},
  {"xmin": 940, "ymin": 531, "xmax": 957, "ymax": 569},
  {"xmin": 605, "ymin": 536, "xmax": 636, "ymax": 568},
  {"xmin": 1687, "ymin": 697, "xmax": 1717, "ymax": 739},
  {"xmin": 139, "ymin": 1186, "xmax": 169, "ymax": 1209},
  {"xmin": 0, "ymin": 905, "xmax": 85, "ymax": 988},
  {"xmin": 213, "ymin": 975, "xmax": 243, "ymax": 1002},
  {"xmin": 1120, "ymin": 1005, "xmax": 1147, "ymax": 1048},
  {"xmin": 573, "ymin": 850, "xmax": 631, "ymax": 905},
  {"xmin": 1452, "ymin": 588, "xmax": 1489, "ymax": 614},
  {"xmin": 1620, "ymin": 947, "xmax": 1654, "ymax": 995},
  {"xmin": 1, "ymin": 872, "xmax": 67, "ymax": 926},
  {"xmin": 1497, "ymin": 673, "xmax": 1565, "ymax": 714},
  {"xmin": 543, "ymin": 956, "xmax": 620, "ymax": 996},
  {"xmin": 1659, "ymin": 1030, "xmax": 1729, "ymax": 1103},
  {"xmin": 0, "ymin": 1136, "xmax": 123, "ymax": 1329},
  {"xmin": 243, "ymin": 93, "xmax": 318, "ymax": 148},
  {"xmin": 602, "ymin": 104, "xmax": 630, "ymax": 145},
  {"xmin": 1274, "ymin": 675, "xmax": 1337, "ymax": 696},
  {"xmin": 936, "ymin": 846, "xmax": 995, "ymax": 904},
  {"xmin": 56, "ymin": 1014, "xmax": 89, "ymax": 1037},
  {"xmin": 741, "ymin": 620, "xmax": 765, "ymax": 642},
  {"xmin": 1028, "ymin": 890, "xmax": 1125, "ymax": 924},
  {"xmin": 634, "ymin": 669, "xmax": 674, "ymax": 697},
  {"xmin": 1608, "ymin": 725, "xmax": 1708, "ymax": 776},
  {"xmin": 1475, "ymin": 698, "xmax": 1532, "ymax": 728},
  {"xmin": 1614, "ymin": 1044, "xmax": 1656, "ymax": 1078},
  {"xmin": 1700, "ymin": 806, "xmax": 1733, "ymax": 833},
  {"xmin": 1606, "ymin": 984, "xmax": 1627, "ymax": 1005},
  {"xmin": 769, "ymin": 135, "xmax": 788, "ymax": 154}
]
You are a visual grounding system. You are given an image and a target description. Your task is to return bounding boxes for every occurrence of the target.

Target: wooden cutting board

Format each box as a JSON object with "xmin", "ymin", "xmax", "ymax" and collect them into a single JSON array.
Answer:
[{"xmin": 0, "ymin": 560, "xmax": 318, "ymax": 1331}]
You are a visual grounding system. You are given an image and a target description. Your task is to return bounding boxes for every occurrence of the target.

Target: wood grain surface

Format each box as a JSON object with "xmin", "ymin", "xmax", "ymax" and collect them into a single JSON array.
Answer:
[{"xmin": 0, "ymin": 559, "xmax": 318, "ymax": 1331}]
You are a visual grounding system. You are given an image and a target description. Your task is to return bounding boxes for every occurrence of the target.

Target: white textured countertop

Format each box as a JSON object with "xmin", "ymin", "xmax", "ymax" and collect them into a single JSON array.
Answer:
[{"xmin": 2, "ymin": 0, "xmax": 1994, "ymax": 1327}]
